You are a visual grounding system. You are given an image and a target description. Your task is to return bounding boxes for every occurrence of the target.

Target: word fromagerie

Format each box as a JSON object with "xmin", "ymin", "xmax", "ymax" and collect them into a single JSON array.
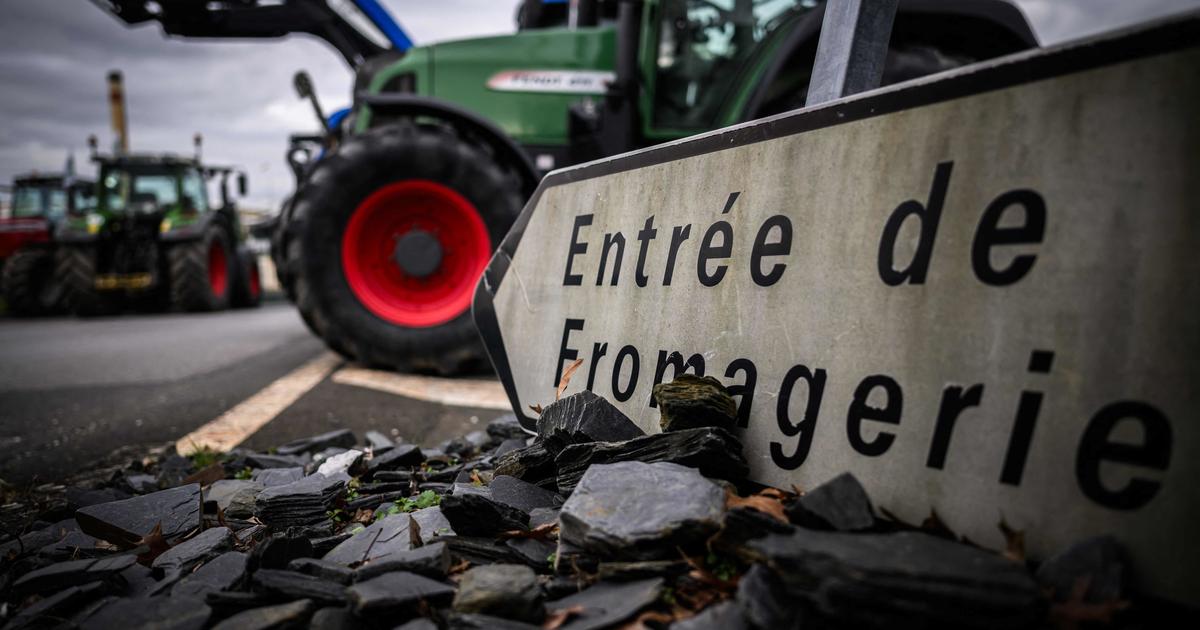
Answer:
[{"xmin": 476, "ymin": 20, "xmax": 1200, "ymax": 603}]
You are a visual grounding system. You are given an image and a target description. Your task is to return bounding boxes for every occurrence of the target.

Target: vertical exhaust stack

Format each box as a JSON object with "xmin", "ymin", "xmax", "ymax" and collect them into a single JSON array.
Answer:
[{"xmin": 107, "ymin": 70, "xmax": 129, "ymax": 155}]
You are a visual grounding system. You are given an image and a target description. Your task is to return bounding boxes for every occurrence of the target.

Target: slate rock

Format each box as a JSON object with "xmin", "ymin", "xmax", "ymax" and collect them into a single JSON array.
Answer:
[
  {"xmin": 322, "ymin": 513, "xmax": 414, "ymax": 566},
  {"xmin": 546, "ymin": 577, "xmax": 662, "ymax": 630},
  {"xmin": 410, "ymin": 506, "xmax": 456, "ymax": 543},
  {"xmin": 653, "ymin": 374, "xmax": 738, "ymax": 432},
  {"xmin": 0, "ymin": 523, "xmax": 68, "ymax": 561},
  {"xmin": 489, "ymin": 475, "xmax": 563, "ymax": 513},
  {"xmin": 5, "ymin": 582, "xmax": 109, "ymax": 630},
  {"xmin": 354, "ymin": 542, "xmax": 451, "ymax": 581},
  {"xmin": 1036, "ymin": 535, "xmax": 1126, "ymax": 603},
  {"xmin": 173, "ymin": 551, "xmax": 249, "ymax": 597},
  {"xmin": 76, "ymin": 483, "xmax": 202, "ymax": 547},
  {"xmin": 277, "ymin": 429, "xmax": 357, "ymax": 456},
  {"xmin": 441, "ymin": 493, "xmax": 529, "ymax": 537},
  {"xmin": 82, "ymin": 595, "xmax": 210, "ymax": 630},
  {"xmin": 494, "ymin": 438, "xmax": 528, "ymax": 458},
  {"xmin": 446, "ymin": 614, "xmax": 542, "ymax": 630},
  {"xmin": 365, "ymin": 444, "xmax": 425, "ymax": 475},
  {"xmin": 529, "ymin": 507, "xmax": 560, "ymax": 529},
  {"xmin": 287, "ymin": 557, "xmax": 355, "ymax": 584},
  {"xmin": 308, "ymin": 606, "xmax": 357, "ymax": 630},
  {"xmin": 673, "ymin": 601, "xmax": 750, "ymax": 630},
  {"xmin": 364, "ymin": 430, "xmax": 395, "ymax": 453},
  {"xmin": 735, "ymin": 564, "xmax": 802, "ymax": 630},
  {"xmin": 66, "ymin": 487, "xmax": 132, "ymax": 511},
  {"xmin": 487, "ymin": 414, "xmax": 529, "ymax": 442},
  {"xmin": 253, "ymin": 467, "xmax": 305, "ymax": 487},
  {"xmin": 210, "ymin": 598, "xmax": 315, "ymax": 630},
  {"xmin": 505, "ymin": 537, "xmax": 557, "ymax": 571},
  {"xmin": 786, "ymin": 472, "xmax": 874, "ymax": 532},
  {"xmin": 453, "ymin": 564, "xmax": 544, "ymax": 622},
  {"xmin": 747, "ymin": 529, "xmax": 1041, "ymax": 629},
  {"xmin": 439, "ymin": 536, "xmax": 528, "ymax": 566},
  {"xmin": 254, "ymin": 474, "xmax": 345, "ymax": 527},
  {"xmin": 346, "ymin": 571, "xmax": 456, "ymax": 614},
  {"xmin": 35, "ymin": 519, "xmax": 100, "ymax": 560},
  {"xmin": 559, "ymin": 461, "xmax": 724, "ymax": 560},
  {"xmin": 124, "ymin": 473, "xmax": 161, "ymax": 494},
  {"xmin": 535, "ymin": 391, "xmax": 644, "ymax": 454},
  {"xmin": 205, "ymin": 480, "xmax": 264, "ymax": 519},
  {"xmin": 252, "ymin": 569, "xmax": 347, "ymax": 605},
  {"xmin": 245, "ymin": 453, "xmax": 309, "ymax": 470},
  {"xmin": 395, "ymin": 619, "xmax": 439, "ymax": 630},
  {"xmin": 157, "ymin": 455, "xmax": 194, "ymax": 489},
  {"xmin": 14, "ymin": 554, "xmax": 137, "ymax": 595},
  {"xmin": 151, "ymin": 526, "xmax": 233, "ymax": 573},
  {"xmin": 253, "ymin": 533, "xmax": 315, "ymax": 570},
  {"xmin": 315, "ymin": 449, "xmax": 363, "ymax": 477},
  {"xmin": 120, "ymin": 562, "xmax": 163, "ymax": 597},
  {"xmin": 554, "ymin": 427, "xmax": 749, "ymax": 493}
]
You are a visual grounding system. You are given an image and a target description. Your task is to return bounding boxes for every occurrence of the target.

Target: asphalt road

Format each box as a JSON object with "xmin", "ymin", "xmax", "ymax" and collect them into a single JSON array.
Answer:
[{"xmin": 0, "ymin": 302, "xmax": 508, "ymax": 484}]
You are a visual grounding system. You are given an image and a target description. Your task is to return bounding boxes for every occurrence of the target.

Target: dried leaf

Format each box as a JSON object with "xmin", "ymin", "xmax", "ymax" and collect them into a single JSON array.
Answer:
[
  {"xmin": 920, "ymin": 509, "xmax": 956, "ymax": 540},
  {"xmin": 448, "ymin": 559, "xmax": 471, "ymax": 575},
  {"xmin": 529, "ymin": 403, "xmax": 544, "ymax": 415},
  {"xmin": 183, "ymin": 463, "xmax": 225, "ymax": 487},
  {"xmin": 998, "ymin": 517, "xmax": 1025, "ymax": 563},
  {"xmin": 556, "ymin": 358, "xmax": 584, "ymax": 400},
  {"xmin": 470, "ymin": 469, "xmax": 484, "ymax": 486},
  {"xmin": 354, "ymin": 508, "xmax": 375, "ymax": 525},
  {"xmin": 498, "ymin": 521, "xmax": 558, "ymax": 542},
  {"xmin": 757, "ymin": 487, "xmax": 792, "ymax": 501},
  {"xmin": 724, "ymin": 488, "xmax": 787, "ymax": 523},
  {"xmin": 216, "ymin": 506, "xmax": 229, "ymax": 529},
  {"xmin": 617, "ymin": 610, "xmax": 676, "ymax": 630},
  {"xmin": 543, "ymin": 605, "xmax": 585, "ymax": 630},
  {"xmin": 135, "ymin": 522, "xmax": 170, "ymax": 564},
  {"xmin": 1049, "ymin": 575, "xmax": 1130, "ymax": 630}
]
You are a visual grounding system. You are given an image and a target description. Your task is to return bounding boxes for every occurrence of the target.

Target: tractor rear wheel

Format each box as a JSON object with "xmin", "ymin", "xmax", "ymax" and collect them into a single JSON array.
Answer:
[
  {"xmin": 56, "ymin": 245, "xmax": 118, "ymax": 316},
  {"xmin": 168, "ymin": 224, "xmax": 233, "ymax": 312},
  {"xmin": 2, "ymin": 248, "xmax": 58, "ymax": 316},
  {"xmin": 285, "ymin": 123, "xmax": 523, "ymax": 374}
]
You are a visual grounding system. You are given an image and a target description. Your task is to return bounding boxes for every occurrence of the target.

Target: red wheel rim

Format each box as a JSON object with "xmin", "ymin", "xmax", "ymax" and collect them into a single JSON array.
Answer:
[
  {"xmin": 341, "ymin": 180, "xmax": 492, "ymax": 328},
  {"xmin": 208, "ymin": 240, "xmax": 228, "ymax": 297},
  {"xmin": 249, "ymin": 262, "xmax": 261, "ymax": 298}
]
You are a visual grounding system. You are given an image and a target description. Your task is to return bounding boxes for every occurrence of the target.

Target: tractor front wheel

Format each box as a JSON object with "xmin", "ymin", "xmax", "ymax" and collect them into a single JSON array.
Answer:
[
  {"xmin": 2, "ymin": 248, "xmax": 59, "ymax": 316},
  {"xmin": 231, "ymin": 248, "xmax": 263, "ymax": 309},
  {"xmin": 285, "ymin": 123, "xmax": 523, "ymax": 374},
  {"xmin": 56, "ymin": 245, "xmax": 117, "ymax": 317},
  {"xmin": 168, "ymin": 224, "xmax": 233, "ymax": 312}
]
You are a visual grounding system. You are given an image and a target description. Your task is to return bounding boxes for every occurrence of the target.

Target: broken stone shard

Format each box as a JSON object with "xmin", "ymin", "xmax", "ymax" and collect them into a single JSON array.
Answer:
[
  {"xmin": 546, "ymin": 577, "xmax": 663, "ymax": 630},
  {"xmin": 315, "ymin": 449, "xmax": 364, "ymax": 477},
  {"xmin": 488, "ymin": 474, "xmax": 563, "ymax": 513},
  {"xmin": 209, "ymin": 598, "xmax": 315, "ymax": 630},
  {"xmin": 251, "ymin": 467, "xmax": 305, "ymax": 487},
  {"xmin": 346, "ymin": 571, "xmax": 456, "ymax": 614},
  {"xmin": 554, "ymin": 427, "xmax": 749, "ymax": 493},
  {"xmin": 152, "ymin": 526, "xmax": 234, "ymax": 573},
  {"xmin": 82, "ymin": 595, "xmax": 211, "ymax": 630},
  {"xmin": 653, "ymin": 374, "xmax": 738, "ymax": 432},
  {"xmin": 276, "ymin": 429, "xmax": 357, "ymax": 456},
  {"xmin": 286, "ymin": 557, "xmax": 355, "ymax": 584},
  {"xmin": 322, "ymin": 513, "xmax": 414, "ymax": 566},
  {"xmin": 365, "ymin": 443, "xmax": 426, "ymax": 476},
  {"xmin": 205, "ymin": 479, "xmax": 264, "ymax": 519},
  {"xmin": 786, "ymin": 472, "xmax": 875, "ymax": 532},
  {"xmin": 354, "ymin": 541, "xmax": 452, "ymax": 581},
  {"xmin": 13, "ymin": 554, "xmax": 136, "ymax": 595},
  {"xmin": 1036, "ymin": 535, "xmax": 1126, "ymax": 603},
  {"xmin": 559, "ymin": 461, "xmax": 725, "ymax": 560},
  {"xmin": 493, "ymin": 443, "xmax": 557, "ymax": 488},
  {"xmin": 535, "ymin": 391, "xmax": 644, "ymax": 454},
  {"xmin": 76, "ymin": 483, "xmax": 202, "ymax": 547},
  {"xmin": 452, "ymin": 564, "xmax": 544, "ymax": 622},
  {"xmin": 487, "ymin": 414, "xmax": 529, "ymax": 442},
  {"xmin": 252, "ymin": 569, "xmax": 347, "ymax": 604},
  {"xmin": 747, "ymin": 528, "xmax": 1041, "ymax": 629},
  {"xmin": 253, "ymin": 473, "xmax": 345, "ymax": 528},
  {"xmin": 172, "ymin": 550, "xmax": 248, "ymax": 597},
  {"xmin": 244, "ymin": 453, "xmax": 308, "ymax": 470},
  {"xmin": 410, "ymin": 506, "xmax": 456, "ymax": 543},
  {"xmin": 364, "ymin": 430, "xmax": 395, "ymax": 453},
  {"xmin": 440, "ymin": 492, "xmax": 530, "ymax": 537}
]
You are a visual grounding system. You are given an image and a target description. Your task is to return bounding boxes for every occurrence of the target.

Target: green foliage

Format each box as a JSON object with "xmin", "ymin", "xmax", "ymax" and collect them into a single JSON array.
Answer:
[
  {"xmin": 546, "ymin": 551, "xmax": 558, "ymax": 568},
  {"xmin": 188, "ymin": 445, "xmax": 222, "ymax": 469},
  {"xmin": 374, "ymin": 490, "xmax": 442, "ymax": 523},
  {"xmin": 327, "ymin": 508, "xmax": 349, "ymax": 523},
  {"xmin": 660, "ymin": 587, "xmax": 676, "ymax": 606},
  {"xmin": 705, "ymin": 552, "xmax": 738, "ymax": 582},
  {"xmin": 234, "ymin": 467, "xmax": 253, "ymax": 480}
]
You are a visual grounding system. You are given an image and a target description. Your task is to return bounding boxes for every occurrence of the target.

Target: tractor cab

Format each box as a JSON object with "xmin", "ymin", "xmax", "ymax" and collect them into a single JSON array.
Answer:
[{"xmin": 1, "ymin": 174, "xmax": 93, "ymax": 261}]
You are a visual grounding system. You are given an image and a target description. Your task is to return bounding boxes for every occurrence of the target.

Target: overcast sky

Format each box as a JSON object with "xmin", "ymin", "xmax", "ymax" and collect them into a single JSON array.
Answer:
[{"xmin": 1, "ymin": 0, "xmax": 1197, "ymax": 210}]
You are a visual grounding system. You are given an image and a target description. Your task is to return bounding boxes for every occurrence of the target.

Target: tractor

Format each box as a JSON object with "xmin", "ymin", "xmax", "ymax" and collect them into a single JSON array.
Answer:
[
  {"xmin": 0, "ymin": 172, "xmax": 94, "ymax": 316},
  {"xmin": 95, "ymin": 0, "xmax": 1037, "ymax": 373},
  {"xmin": 55, "ymin": 148, "xmax": 262, "ymax": 315}
]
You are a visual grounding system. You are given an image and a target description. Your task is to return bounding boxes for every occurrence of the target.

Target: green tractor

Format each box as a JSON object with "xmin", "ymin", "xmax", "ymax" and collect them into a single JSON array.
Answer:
[
  {"xmin": 0, "ymin": 172, "xmax": 94, "ymax": 315},
  {"xmin": 56, "ymin": 150, "xmax": 262, "ymax": 315},
  {"xmin": 97, "ymin": 0, "xmax": 1036, "ymax": 373}
]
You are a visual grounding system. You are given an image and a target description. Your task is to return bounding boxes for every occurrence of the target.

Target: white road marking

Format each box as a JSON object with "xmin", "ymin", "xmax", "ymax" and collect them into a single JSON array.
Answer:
[
  {"xmin": 332, "ymin": 366, "xmax": 512, "ymax": 411},
  {"xmin": 175, "ymin": 352, "xmax": 341, "ymax": 455}
]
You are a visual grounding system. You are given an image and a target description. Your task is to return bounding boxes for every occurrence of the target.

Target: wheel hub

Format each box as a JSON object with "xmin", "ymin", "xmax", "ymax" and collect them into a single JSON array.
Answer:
[{"xmin": 393, "ymin": 229, "xmax": 443, "ymax": 279}]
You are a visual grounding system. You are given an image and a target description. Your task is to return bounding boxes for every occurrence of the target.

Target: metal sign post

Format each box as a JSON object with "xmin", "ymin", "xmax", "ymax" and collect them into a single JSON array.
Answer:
[{"xmin": 806, "ymin": 0, "xmax": 899, "ymax": 106}]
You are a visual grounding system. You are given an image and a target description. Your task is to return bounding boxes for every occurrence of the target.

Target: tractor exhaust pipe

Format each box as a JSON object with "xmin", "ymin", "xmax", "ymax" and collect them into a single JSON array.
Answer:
[{"xmin": 107, "ymin": 70, "xmax": 129, "ymax": 155}]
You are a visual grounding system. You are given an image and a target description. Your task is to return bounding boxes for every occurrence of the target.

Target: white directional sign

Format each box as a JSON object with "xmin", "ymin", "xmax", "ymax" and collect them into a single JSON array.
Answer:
[{"xmin": 474, "ymin": 16, "xmax": 1200, "ymax": 603}]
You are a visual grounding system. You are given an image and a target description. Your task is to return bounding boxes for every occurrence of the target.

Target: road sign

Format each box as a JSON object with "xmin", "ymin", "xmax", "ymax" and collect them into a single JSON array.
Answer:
[{"xmin": 474, "ymin": 14, "xmax": 1200, "ymax": 603}]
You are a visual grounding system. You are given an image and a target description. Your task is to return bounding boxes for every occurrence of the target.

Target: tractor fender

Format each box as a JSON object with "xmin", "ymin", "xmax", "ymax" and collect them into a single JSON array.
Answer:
[
  {"xmin": 356, "ymin": 93, "xmax": 541, "ymax": 197},
  {"xmin": 740, "ymin": 0, "xmax": 1039, "ymax": 122},
  {"xmin": 159, "ymin": 210, "xmax": 232, "ymax": 244}
]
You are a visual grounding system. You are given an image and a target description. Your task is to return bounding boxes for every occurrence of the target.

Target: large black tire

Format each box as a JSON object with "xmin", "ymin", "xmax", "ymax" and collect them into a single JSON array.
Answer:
[
  {"xmin": 168, "ymin": 223, "xmax": 233, "ymax": 312},
  {"xmin": 231, "ymin": 247, "xmax": 263, "ymax": 309},
  {"xmin": 2, "ymin": 248, "xmax": 59, "ymax": 316},
  {"xmin": 56, "ymin": 245, "xmax": 118, "ymax": 317},
  {"xmin": 285, "ymin": 123, "xmax": 524, "ymax": 374}
]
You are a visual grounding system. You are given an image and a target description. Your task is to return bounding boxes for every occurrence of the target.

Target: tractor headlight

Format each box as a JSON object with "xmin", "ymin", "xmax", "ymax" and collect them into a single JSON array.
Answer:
[
  {"xmin": 86, "ymin": 213, "xmax": 105, "ymax": 234},
  {"xmin": 160, "ymin": 218, "xmax": 172, "ymax": 233}
]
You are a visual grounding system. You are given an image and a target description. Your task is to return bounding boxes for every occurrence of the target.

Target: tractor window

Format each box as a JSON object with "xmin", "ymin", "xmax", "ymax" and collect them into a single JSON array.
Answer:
[
  {"xmin": 11, "ymin": 187, "xmax": 44, "ymax": 218},
  {"xmin": 181, "ymin": 169, "xmax": 209, "ymax": 212},
  {"xmin": 653, "ymin": 0, "xmax": 812, "ymax": 129},
  {"xmin": 46, "ymin": 189, "xmax": 67, "ymax": 219},
  {"xmin": 104, "ymin": 171, "xmax": 180, "ymax": 212}
]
